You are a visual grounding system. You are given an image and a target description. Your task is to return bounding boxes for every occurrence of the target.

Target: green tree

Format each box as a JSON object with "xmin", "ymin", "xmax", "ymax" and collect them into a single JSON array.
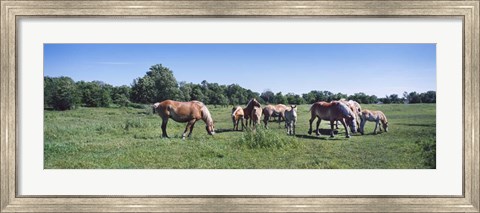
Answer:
[
  {"xmin": 45, "ymin": 76, "xmax": 79, "ymax": 110},
  {"xmin": 130, "ymin": 64, "xmax": 181, "ymax": 103},
  {"xmin": 275, "ymin": 92, "xmax": 287, "ymax": 104},
  {"xmin": 111, "ymin": 85, "xmax": 131, "ymax": 107},
  {"xmin": 260, "ymin": 90, "xmax": 275, "ymax": 104},
  {"xmin": 76, "ymin": 81, "xmax": 112, "ymax": 107}
]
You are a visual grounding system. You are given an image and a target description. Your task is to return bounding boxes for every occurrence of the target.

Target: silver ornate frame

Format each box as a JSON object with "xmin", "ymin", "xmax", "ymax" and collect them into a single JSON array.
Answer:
[{"xmin": 1, "ymin": 1, "xmax": 479, "ymax": 212}]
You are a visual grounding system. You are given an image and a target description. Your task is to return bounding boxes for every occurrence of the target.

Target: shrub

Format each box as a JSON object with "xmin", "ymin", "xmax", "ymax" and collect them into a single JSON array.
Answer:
[
  {"xmin": 44, "ymin": 76, "xmax": 79, "ymax": 110},
  {"xmin": 235, "ymin": 128, "xmax": 298, "ymax": 149}
]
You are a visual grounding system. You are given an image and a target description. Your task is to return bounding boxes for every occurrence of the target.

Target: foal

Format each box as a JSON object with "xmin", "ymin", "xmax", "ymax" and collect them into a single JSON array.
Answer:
[
  {"xmin": 359, "ymin": 109, "xmax": 389, "ymax": 135},
  {"xmin": 284, "ymin": 105, "xmax": 297, "ymax": 135}
]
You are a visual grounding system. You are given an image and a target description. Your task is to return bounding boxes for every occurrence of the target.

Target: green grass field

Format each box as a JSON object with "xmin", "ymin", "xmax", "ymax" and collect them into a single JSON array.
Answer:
[{"xmin": 44, "ymin": 104, "xmax": 435, "ymax": 169}]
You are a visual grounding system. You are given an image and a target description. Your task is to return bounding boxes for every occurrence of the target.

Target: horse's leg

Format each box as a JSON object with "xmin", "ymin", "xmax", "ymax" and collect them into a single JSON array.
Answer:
[
  {"xmin": 232, "ymin": 116, "xmax": 236, "ymax": 130},
  {"xmin": 161, "ymin": 118, "xmax": 169, "ymax": 138},
  {"xmin": 329, "ymin": 120, "xmax": 335, "ymax": 138},
  {"xmin": 360, "ymin": 117, "xmax": 366, "ymax": 135},
  {"xmin": 293, "ymin": 120, "xmax": 296, "ymax": 135},
  {"xmin": 187, "ymin": 121, "xmax": 196, "ymax": 138},
  {"xmin": 315, "ymin": 118, "xmax": 321, "ymax": 136},
  {"xmin": 335, "ymin": 120, "xmax": 339, "ymax": 129},
  {"xmin": 308, "ymin": 116, "xmax": 314, "ymax": 135},
  {"xmin": 340, "ymin": 119, "xmax": 350, "ymax": 138},
  {"xmin": 278, "ymin": 113, "xmax": 283, "ymax": 128},
  {"xmin": 182, "ymin": 119, "xmax": 196, "ymax": 139},
  {"xmin": 356, "ymin": 115, "xmax": 361, "ymax": 132},
  {"xmin": 373, "ymin": 119, "xmax": 379, "ymax": 134},
  {"xmin": 240, "ymin": 118, "xmax": 244, "ymax": 131},
  {"xmin": 263, "ymin": 114, "xmax": 269, "ymax": 129}
]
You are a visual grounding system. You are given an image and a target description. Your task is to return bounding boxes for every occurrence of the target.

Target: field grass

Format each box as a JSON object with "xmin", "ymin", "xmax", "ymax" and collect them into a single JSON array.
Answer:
[{"xmin": 44, "ymin": 104, "xmax": 435, "ymax": 169}]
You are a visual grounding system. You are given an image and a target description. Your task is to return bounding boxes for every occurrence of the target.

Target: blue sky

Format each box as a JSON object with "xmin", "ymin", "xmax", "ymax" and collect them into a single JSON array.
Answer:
[{"xmin": 44, "ymin": 44, "xmax": 436, "ymax": 97}]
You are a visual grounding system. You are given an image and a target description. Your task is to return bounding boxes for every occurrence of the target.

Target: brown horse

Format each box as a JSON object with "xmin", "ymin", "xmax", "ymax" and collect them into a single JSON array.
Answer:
[
  {"xmin": 359, "ymin": 109, "xmax": 389, "ymax": 135},
  {"xmin": 262, "ymin": 104, "xmax": 288, "ymax": 129},
  {"xmin": 243, "ymin": 98, "xmax": 261, "ymax": 126},
  {"xmin": 231, "ymin": 106, "xmax": 245, "ymax": 131},
  {"xmin": 308, "ymin": 101, "xmax": 357, "ymax": 138},
  {"xmin": 152, "ymin": 100, "xmax": 215, "ymax": 139}
]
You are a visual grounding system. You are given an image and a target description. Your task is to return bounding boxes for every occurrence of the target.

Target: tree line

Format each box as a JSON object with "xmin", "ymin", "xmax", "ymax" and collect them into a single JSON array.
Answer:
[{"xmin": 44, "ymin": 64, "xmax": 436, "ymax": 110}]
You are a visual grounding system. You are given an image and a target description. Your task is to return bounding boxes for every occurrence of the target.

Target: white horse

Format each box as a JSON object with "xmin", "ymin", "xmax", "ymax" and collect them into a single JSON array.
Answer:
[
  {"xmin": 284, "ymin": 105, "xmax": 297, "ymax": 135},
  {"xmin": 359, "ymin": 109, "xmax": 389, "ymax": 135}
]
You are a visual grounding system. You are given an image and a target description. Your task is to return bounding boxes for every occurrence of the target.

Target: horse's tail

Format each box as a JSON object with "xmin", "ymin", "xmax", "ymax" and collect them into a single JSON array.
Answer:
[{"xmin": 232, "ymin": 107, "xmax": 241, "ymax": 117}]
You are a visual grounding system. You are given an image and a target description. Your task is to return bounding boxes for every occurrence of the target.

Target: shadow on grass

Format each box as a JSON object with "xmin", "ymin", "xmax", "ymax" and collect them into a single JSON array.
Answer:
[
  {"xmin": 360, "ymin": 131, "xmax": 386, "ymax": 136},
  {"xmin": 215, "ymin": 128, "xmax": 241, "ymax": 133},
  {"xmin": 396, "ymin": 123, "xmax": 436, "ymax": 127}
]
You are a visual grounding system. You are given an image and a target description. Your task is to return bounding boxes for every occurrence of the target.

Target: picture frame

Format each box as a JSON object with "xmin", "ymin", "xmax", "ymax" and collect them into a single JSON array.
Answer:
[{"xmin": 1, "ymin": 0, "xmax": 479, "ymax": 212}]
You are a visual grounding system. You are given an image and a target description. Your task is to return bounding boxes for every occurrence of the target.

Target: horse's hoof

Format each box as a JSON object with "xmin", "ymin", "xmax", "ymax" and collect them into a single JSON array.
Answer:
[
  {"xmin": 346, "ymin": 135, "xmax": 351, "ymax": 138},
  {"xmin": 307, "ymin": 130, "xmax": 312, "ymax": 135},
  {"xmin": 330, "ymin": 135, "xmax": 335, "ymax": 138}
]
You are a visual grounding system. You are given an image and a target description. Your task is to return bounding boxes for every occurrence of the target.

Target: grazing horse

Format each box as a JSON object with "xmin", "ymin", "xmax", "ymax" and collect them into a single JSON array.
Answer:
[
  {"xmin": 251, "ymin": 106, "xmax": 263, "ymax": 127},
  {"xmin": 284, "ymin": 105, "xmax": 297, "ymax": 135},
  {"xmin": 152, "ymin": 100, "xmax": 215, "ymax": 139},
  {"xmin": 359, "ymin": 109, "xmax": 389, "ymax": 135},
  {"xmin": 336, "ymin": 99, "xmax": 362, "ymax": 130},
  {"xmin": 231, "ymin": 106, "xmax": 245, "ymax": 131},
  {"xmin": 308, "ymin": 101, "xmax": 357, "ymax": 138},
  {"xmin": 243, "ymin": 98, "xmax": 261, "ymax": 126},
  {"xmin": 262, "ymin": 104, "xmax": 288, "ymax": 128}
]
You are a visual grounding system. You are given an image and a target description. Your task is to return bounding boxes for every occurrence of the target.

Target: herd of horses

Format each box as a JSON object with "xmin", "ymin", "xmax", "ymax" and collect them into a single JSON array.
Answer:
[{"xmin": 152, "ymin": 98, "xmax": 389, "ymax": 139}]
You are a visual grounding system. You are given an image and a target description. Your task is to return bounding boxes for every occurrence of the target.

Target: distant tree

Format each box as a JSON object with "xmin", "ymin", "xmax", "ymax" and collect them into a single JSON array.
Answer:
[
  {"xmin": 408, "ymin": 91, "xmax": 422, "ymax": 103},
  {"xmin": 130, "ymin": 77, "xmax": 155, "ymax": 103},
  {"xmin": 286, "ymin": 93, "xmax": 305, "ymax": 105},
  {"xmin": 76, "ymin": 81, "xmax": 112, "ymax": 107},
  {"xmin": 111, "ymin": 85, "xmax": 131, "ymax": 107},
  {"xmin": 190, "ymin": 84, "xmax": 205, "ymax": 101},
  {"xmin": 420, "ymin": 91, "xmax": 436, "ymax": 103},
  {"xmin": 178, "ymin": 81, "xmax": 192, "ymax": 101},
  {"xmin": 45, "ymin": 76, "xmax": 79, "ymax": 110},
  {"xmin": 275, "ymin": 92, "xmax": 287, "ymax": 104},
  {"xmin": 130, "ymin": 64, "xmax": 181, "ymax": 103},
  {"xmin": 260, "ymin": 90, "xmax": 275, "ymax": 104},
  {"xmin": 389, "ymin": 94, "xmax": 401, "ymax": 103}
]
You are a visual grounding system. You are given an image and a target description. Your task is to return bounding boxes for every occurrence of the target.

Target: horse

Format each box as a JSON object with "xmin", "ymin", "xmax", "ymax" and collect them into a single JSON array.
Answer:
[
  {"xmin": 251, "ymin": 106, "xmax": 263, "ymax": 127},
  {"xmin": 243, "ymin": 98, "xmax": 261, "ymax": 126},
  {"xmin": 262, "ymin": 104, "xmax": 288, "ymax": 129},
  {"xmin": 231, "ymin": 106, "xmax": 244, "ymax": 131},
  {"xmin": 284, "ymin": 105, "xmax": 297, "ymax": 135},
  {"xmin": 152, "ymin": 100, "xmax": 215, "ymax": 139},
  {"xmin": 359, "ymin": 109, "xmax": 389, "ymax": 135},
  {"xmin": 308, "ymin": 101, "xmax": 357, "ymax": 138},
  {"xmin": 336, "ymin": 99, "xmax": 362, "ymax": 130}
]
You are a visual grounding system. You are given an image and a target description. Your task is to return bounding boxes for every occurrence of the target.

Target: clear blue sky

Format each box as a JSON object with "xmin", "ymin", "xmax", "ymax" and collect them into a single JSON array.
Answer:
[{"xmin": 44, "ymin": 44, "xmax": 436, "ymax": 97}]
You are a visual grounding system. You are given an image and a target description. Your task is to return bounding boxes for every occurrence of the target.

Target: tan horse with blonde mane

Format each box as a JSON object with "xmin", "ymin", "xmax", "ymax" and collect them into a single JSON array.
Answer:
[
  {"xmin": 262, "ymin": 104, "xmax": 288, "ymax": 129},
  {"xmin": 308, "ymin": 101, "xmax": 358, "ymax": 138},
  {"xmin": 251, "ymin": 106, "xmax": 263, "ymax": 128},
  {"xmin": 231, "ymin": 106, "xmax": 245, "ymax": 131},
  {"xmin": 336, "ymin": 99, "xmax": 362, "ymax": 130},
  {"xmin": 152, "ymin": 100, "xmax": 215, "ymax": 139},
  {"xmin": 243, "ymin": 98, "xmax": 261, "ymax": 127},
  {"xmin": 359, "ymin": 109, "xmax": 389, "ymax": 135}
]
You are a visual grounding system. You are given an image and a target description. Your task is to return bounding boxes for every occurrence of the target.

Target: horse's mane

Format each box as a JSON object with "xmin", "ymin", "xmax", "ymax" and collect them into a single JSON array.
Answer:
[
  {"xmin": 193, "ymin": 101, "xmax": 213, "ymax": 124},
  {"xmin": 337, "ymin": 102, "xmax": 353, "ymax": 117}
]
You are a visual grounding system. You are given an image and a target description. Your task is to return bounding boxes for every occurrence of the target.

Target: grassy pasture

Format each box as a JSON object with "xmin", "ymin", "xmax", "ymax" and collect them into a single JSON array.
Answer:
[{"xmin": 44, "ymin": 104, "xmax": 435, "ymax": 169}]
